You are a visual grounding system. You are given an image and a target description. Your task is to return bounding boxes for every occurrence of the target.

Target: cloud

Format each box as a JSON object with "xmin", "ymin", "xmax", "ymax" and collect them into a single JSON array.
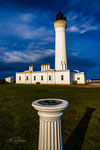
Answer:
[
  {"xmin": 0, "ymin": 49, "xmax": 55, "ymax": 63},
  {"xmin": 79, "ymin": 20, "xmax": 98, "ymax": 34},
  {"xmin": 27, "ymin": 42, "xmax": 35, "ymax": 50},
  {"xmin": 67, "ymin": 25, "xmax": 79, "ymax": 32},
  {"xmin": 0, "ymin": 41, "xmax": 8, "ymax": 45},
  {"xmin": 0, "ymin": 21, "xmax": 54, "ymax": 41},
  {"xmin": 43, "ymin": 37, "xmax": 54, "ymax": 42},
  {"xmin": 71, "ymin": 51, "xmax": 79, "ymax": 57},
  {"xmin": 68, "ymin": 49, "xmax": 80, "ymax": 57},
  {"xmin": 67, "ymin": 11, "xmax": 99, "ymax": 34},
  {"xmin": 0, "ymin": 10, "xmax": 54, "ymax": 42},
  {"xmin": 19, "ymin": 13, "xmax": 35, "ymax": 23},
  {"xmin": 68, "ymin": 55, "xmax": 100, "ymax": 70},
  {"xmin": 0, "ymin": 46, "xmax": 8, "ymax": 50},
  {"xmin": 37, "ymin": 42, "xmax": 48, "ymax": 46},
  {"xmin": 67, "ymin": 21, "xmax": 98, "ymax": 34}
]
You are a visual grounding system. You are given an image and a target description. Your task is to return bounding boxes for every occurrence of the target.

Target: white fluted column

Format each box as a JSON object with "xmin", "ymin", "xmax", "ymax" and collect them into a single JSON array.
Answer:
[{"xmin": 32, "ymin": 98, "xmax": 69, "ymax": 150}]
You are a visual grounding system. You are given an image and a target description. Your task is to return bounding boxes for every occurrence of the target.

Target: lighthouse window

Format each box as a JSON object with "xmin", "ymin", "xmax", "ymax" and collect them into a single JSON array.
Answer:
[
  {"xmin": 19, "ymin": 76, "xmax": 21, "ymax": 81},
  {"xmin": 41, "ymin": 76, "xmax": 43, "ymax": 80},
  {"xmin": 26, "ymin": 76, "xmax": 28, "ymax": 80},
  {"xmin": 77, "ymin": 77, "xmax": 80, "ymax": 80},
  {"xmin": 34, "ymin": 76, "xmax": 36, "ymax": 81},
  {"xmin": 61, "ymin": 75, "xmax": 64, "ymax": 80},
  {"xmin": 49, "ymin": 75, "xmax": 51, "ymax": 80}
]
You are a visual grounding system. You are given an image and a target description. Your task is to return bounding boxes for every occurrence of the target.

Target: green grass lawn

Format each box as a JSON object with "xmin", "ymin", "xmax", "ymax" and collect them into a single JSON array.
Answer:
[{"xmin": 0, "ymin": 84, "xmax": 100, "ymax": 150}]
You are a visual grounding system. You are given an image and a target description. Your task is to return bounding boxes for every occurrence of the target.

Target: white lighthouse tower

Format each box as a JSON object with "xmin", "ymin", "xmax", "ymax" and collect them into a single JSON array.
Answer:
[{"xmin": 54, "ymin": 11, "xmax": 67, "ymax": 71}]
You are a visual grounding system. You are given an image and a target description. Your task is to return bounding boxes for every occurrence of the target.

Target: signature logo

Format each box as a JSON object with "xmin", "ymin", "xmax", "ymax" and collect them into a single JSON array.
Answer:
[{"xmin": 6, "ymin": 136, "xmax": 26, "ymax": 144}]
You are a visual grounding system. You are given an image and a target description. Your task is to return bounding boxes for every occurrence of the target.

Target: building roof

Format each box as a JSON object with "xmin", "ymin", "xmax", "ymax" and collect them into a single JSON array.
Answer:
[{"xmin": 5, "ymin": 77, "xmax": 14, "ymax": 79}]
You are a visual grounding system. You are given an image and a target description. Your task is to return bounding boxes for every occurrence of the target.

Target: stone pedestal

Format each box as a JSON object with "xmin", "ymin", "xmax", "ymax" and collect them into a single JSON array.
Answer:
[{"xmin": 32, "ymin": 98, "xmax": 69, "ymax": 150}]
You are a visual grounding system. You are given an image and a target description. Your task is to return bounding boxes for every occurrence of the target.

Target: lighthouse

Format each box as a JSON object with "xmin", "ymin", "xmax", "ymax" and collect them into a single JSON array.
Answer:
[
  {"xmin": 16, "ymin": 11, "xmax": 86, "ymax": 85},
  {"xmin": 54, "ymin": 11, "xmax": 67, "ymax": 70}
]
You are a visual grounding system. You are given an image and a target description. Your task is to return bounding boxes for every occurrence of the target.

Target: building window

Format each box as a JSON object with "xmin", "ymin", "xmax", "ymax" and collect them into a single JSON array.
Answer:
[
  {"xmin": 49, "ymin": 75, "xmax": 51, "ymax": 80},
  {"xmin": 61, "ymin": 75, "xmax": 64, "ymax": 80},
  {"xmin": 19, "ymin": 76, "xmax": 21, "ymax": 81},
  {"xmin": 26, "ymin": 76, "xmax": 28, "ymax": 80},
  {"xmin": 41, "ymin": 76, "xmax": 43, "ymax": 80},
  {"xmin": 77, "ymin": 77, "xmax": 80, "ymax": 80},
  {"xmin": 34, "ymin": 76, "xmax": 36, "ymax": 81}
]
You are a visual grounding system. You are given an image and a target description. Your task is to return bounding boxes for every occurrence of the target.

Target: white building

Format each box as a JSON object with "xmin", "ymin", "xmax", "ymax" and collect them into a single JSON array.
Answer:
[
  {"xmin": 5, "ymin": 77, "xmax": 14, "ymax": 83},
  {"xmin": 16, "ymin": 11, "xmax": 86, "ymax": 85}
]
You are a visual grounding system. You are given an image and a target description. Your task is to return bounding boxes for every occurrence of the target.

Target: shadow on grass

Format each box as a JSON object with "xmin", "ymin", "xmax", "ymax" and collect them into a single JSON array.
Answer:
[{"xmin": 64, "ymin": 107, "xmax": 95, "ymax": 150}]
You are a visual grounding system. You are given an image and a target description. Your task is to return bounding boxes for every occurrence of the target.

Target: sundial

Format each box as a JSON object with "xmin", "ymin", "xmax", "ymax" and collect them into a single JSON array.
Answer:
[{"xmin": 38, "ymin": 99, "xmax": 63, "ymax": 105}]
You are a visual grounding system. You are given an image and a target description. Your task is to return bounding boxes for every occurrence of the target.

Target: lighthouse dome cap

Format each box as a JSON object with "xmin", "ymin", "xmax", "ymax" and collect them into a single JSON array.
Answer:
[{"xmin": 56, "ymin": 11, "xmax": 66, "ymax": 21}]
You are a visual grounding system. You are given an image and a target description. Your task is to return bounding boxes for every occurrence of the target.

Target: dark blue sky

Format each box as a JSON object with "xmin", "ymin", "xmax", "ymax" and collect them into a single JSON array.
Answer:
[{"xmin": 0, "ymin": 0, "xmax": 100, "ymax": 79}]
